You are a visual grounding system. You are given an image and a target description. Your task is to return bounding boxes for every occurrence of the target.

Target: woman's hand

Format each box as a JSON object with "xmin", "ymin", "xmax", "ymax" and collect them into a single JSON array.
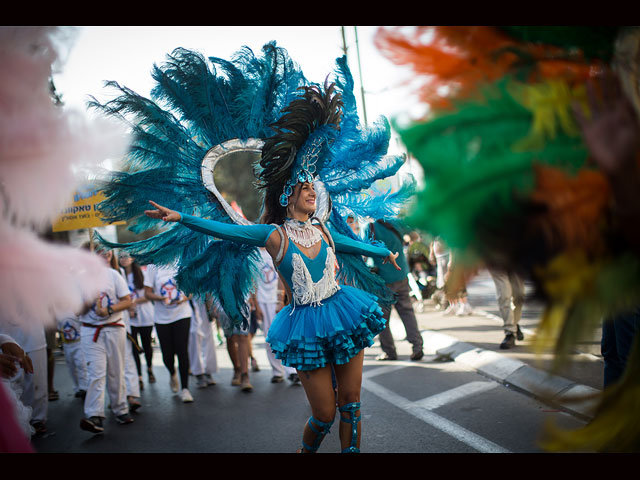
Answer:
[
  {"xmin": 1, "ymin": 342, "xmax": 33, "ymax": 376},
  {"xmin": 145, "ymin": 201, "xmax": 181, "ymax": 222},
  {"xmin": 383, "ymin": 251, "xmax": 401, "ymax": 271}
]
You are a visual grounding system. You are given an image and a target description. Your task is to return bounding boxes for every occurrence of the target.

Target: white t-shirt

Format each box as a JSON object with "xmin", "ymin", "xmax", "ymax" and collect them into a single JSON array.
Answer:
[
  {"xmin": 256, "ymin": 248, "xmax": 279, "ymax": 305},
  {"xmin": 79, "ymin": 268, "xmax": 130, "ymax": 326},
  {"xmin": 144, "ymin": 264, "xmax": 192, "ymax": 324},
  {"xmin": 56, "ymin": 312, "xmax": 82, "ymax": 344},
  {"xmin": 127, "ymin": 268, "xmax": 155, "ymax": 328}
]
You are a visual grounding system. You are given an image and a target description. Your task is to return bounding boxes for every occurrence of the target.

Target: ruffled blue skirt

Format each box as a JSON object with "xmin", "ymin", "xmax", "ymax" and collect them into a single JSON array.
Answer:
[{"xmin": 265, "ymin": 285, "xmax": 386, "ymax": 371}]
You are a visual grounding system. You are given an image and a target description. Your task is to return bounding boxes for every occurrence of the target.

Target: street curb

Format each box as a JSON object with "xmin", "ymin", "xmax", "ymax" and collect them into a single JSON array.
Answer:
[{"xmin": 420, "ymin": 330, "xmax": 601, "ymax": 421}]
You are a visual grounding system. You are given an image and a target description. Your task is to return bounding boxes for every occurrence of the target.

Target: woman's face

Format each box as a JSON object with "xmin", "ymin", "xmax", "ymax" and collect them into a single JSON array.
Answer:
[
  {"xmin": 289, "ymin": 182, "xmax": 316, "ymax": 216},
  {"xmin": 119, "ymin": 254, "xmax": 132, "ymax": 268}
]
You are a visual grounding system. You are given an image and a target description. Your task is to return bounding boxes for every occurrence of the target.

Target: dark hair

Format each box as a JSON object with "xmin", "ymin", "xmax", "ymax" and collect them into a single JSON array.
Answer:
[
  {"xmin": 258, "ymin": 80, "xmax": 342, "ymax": 225},
  {"xmin": 130, "ymin": 261, "xmax": 145, "ymax": 290}
]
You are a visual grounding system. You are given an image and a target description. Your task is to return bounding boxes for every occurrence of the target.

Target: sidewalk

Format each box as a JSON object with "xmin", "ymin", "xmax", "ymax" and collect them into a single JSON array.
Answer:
[{"xmin": 389, "ymin": 270, "xmax": 605, "ymax": 421}]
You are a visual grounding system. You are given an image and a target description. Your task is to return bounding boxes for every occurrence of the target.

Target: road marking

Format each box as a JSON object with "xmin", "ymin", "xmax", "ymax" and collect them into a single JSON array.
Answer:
[
  {"xmin": 362, "ymin": 378, "xmax": 510, "ymax": 453},
  {"xmin": 415, "ymin": 381, "xmax": 499, "ymax": 410}
]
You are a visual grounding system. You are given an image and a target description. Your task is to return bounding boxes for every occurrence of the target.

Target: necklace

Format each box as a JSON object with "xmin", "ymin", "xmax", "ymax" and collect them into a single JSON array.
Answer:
[{"xmin": 283, "ymin": 217, "xmax": 322, "ymax": 248}]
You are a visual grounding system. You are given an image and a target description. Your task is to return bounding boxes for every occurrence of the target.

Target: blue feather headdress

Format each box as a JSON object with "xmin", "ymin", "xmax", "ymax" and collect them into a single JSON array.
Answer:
[{"xmin": 91, "ymin": 43, "xmax": 412, "ymax": 326}]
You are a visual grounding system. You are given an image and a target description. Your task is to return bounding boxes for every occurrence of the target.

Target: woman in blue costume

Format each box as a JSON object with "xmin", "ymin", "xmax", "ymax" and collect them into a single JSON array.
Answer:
[
  {"xmin": 144, "ymin": 83, "xmax": 402, "ymax": 453},
  {"xmin": 92, "ymin": 45, "xmax": 413, "ymax": 453}
]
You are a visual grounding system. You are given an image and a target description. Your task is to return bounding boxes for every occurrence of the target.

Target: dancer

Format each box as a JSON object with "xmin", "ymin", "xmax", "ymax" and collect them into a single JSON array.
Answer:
[{"xmin": 94, "ymin": 44, "xmax": 412, "ymax": 452}]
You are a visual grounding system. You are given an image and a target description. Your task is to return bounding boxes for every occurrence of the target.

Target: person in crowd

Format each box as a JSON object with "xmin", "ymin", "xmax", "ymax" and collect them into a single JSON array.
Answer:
[
  {"xmin": 489, "ymin": 269, "xmax": 526, "ymax": 349},
  {"xmin": 144, "ymin": 263, "xmax": 194, "ymax": 403},
  {"xmin": 78, "ymin": 245, "xmax": 134, "ymax": 434},
  {"xmin": 188, "ymin": 297, "xmax": 218, "ymax": 389},
  {"xmin": 366, "ymin": 219, "xmax": 424, "ymax": 361},
  {"xmin": 119, "ymin": 252, "xmax": 157, "ymax": 389},
  {"xmin": 56, "ymin": 311, "xmax": 88, "ymax": 399}
]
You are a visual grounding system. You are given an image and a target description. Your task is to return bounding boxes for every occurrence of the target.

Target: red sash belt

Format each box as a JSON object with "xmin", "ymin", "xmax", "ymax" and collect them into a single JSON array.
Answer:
[{"xmin": 82, "ymin": 321, "xmax": 124, "ymax": 342}]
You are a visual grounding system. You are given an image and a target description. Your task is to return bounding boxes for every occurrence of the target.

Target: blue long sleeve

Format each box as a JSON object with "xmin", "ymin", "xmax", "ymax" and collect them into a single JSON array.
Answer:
[
  {"xmin": 178, "ymin": 213, "xmax": 276, "ymax": 247},
  {"xmin": 330, "ymin": 229, "xmax": 391, "ymax": 258}
]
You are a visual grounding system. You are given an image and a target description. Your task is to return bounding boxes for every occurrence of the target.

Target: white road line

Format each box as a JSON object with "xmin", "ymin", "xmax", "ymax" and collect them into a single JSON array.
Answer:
[
  {"xmin": 363, "ymin": 378, "xmax": 511, "ymax": 453},
  {"xmin": 415, "ymin": 381, "xmax": 499, "ymax": 411}
]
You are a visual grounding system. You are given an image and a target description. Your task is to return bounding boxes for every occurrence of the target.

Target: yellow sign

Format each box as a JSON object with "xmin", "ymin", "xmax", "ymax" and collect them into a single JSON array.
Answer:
[{"xmin": 52, "ymin": 186, "xmax": 124, "ymax": 232}]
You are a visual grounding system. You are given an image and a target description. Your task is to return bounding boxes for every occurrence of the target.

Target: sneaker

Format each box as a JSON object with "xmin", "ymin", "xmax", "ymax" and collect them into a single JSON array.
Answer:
[
  {"xmin": 75, "ymin": 389, "xmax": 87, "ymax": 399},
  {"xmin": 500, "ymin": 333, "xmax": 516, "ymax": 350},
  {"xmin": 456, "ymin": 302, "xmax": 473, "ymax": 316},
  {"xmin": 516, "ymin": 325, "xmax": 524, "ymax": 341},
  {"xmin": 288, "ymin": 373, "xmax": 301, "ymax": 385},
  {"xmin": 31, "ymin": 421, "xmax": 47, "ymax": 436},
  {"xmin": 116, "ymin": 413, "xmax": 134, "ymax": 425},
  {"xmin": 271, "ymin": 375, "xmax": 284, "ymax": 383},
  {"xmin": 442, "ymin": 303, "xmax": 457, "ymax": 315},
  {"xmin": 180, "ymin": 388, "xmax": 194, "ymax": 403},
  {"xmin": 169, "ymin": 372, "xmax": 179, "ymax": 393},
  {"xmin": 240, "ymin": 374, "xmax": 253, "ymax": 392},
  {"xmin": 231, "ymin": 372, "xmax": 242, "ymax": 386},
  {"xmin": 128, "ymin": 396, "xmax": 142, "ymax": 412},
  {"xmin": 204, "ymin": 373, "xmax": 216, "ymax": 386},
  {"xmin": 196, "ymin": 374, "xmax": 208, "ymax": 389},
  {"xmin": 80, "ymin": 416, "xmax": 104, "ymax": 434},
  {"xmin": 376, "ymin": 352, "xmax": 398, "ymax": 361}
]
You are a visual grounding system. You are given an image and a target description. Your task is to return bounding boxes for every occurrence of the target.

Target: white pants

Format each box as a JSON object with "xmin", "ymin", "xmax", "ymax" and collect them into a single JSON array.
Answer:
[
  {"xmin": 124, "ymin": 336, "xmax": 140, "ymax": 398},
  {"xmin": 62, "ymin": 340, "xmax": 88, "ymax": 393},
  {"xmin": 260, "ymin": 301, "xmax": 296, "ymax": 378},
  {"xmin": 22, "ymin": 346, "xmax": 47, "ymax": 424},
  {"xmin": 489, "ymin": 269, "xmax": 525, "ymax": 334},
  {"xmin": 81, "ymin": 325, "xmax": 128, "ymax": 418},
  {"xmin": 189, "ymin": 303, "xmax": 218, "ymax": 376}
]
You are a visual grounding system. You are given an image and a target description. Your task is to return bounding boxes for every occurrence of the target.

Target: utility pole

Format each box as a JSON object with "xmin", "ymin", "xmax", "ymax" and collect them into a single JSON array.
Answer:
[{"xmin": 354, "ymin": 26, "xmax": 368, "ymax": 126}]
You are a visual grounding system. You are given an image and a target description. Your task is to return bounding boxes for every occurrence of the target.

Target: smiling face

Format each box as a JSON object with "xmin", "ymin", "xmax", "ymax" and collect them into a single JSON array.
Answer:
[{"xmin": 287, "ymin": 182, "xmax": 316, "ymax": 217}]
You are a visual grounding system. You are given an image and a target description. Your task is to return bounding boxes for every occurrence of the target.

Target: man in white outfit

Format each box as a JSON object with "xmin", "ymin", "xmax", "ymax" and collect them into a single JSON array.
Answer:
[
  {"xmin": 488, "ymin": 269, "xmax": 526, "ymax": 349},
  {"xmin": 79, "ymin": 256, "xmax": 133, "ymax": 434},
  {"xmin": 254, "ymin": 247, "xmax": 298, "ymax": 384}
]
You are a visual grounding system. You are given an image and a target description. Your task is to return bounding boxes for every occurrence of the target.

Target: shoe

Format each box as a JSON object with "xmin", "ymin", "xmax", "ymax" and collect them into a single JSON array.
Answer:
[
  {"xmin": 288, "ymin": 373, "xmax": 301, "ymax": 385},
  {"xmin": 500, "ymin": 333, "xmax": 516, "ymax": 350},
  {"xmin": 271, "ymin": 375, "xmax": 284, "ymax": 383},
  {"xmin": 116, "ymin": 413, "xmax": 134, "ymax": 425},
  {"xmin": 31, "ymin": 421, "xmax": 47, "ymax": 436},
  {"xmin": 240, "ymin": 374, "xmax": 253, "ymax": 392},
  {"xmin": 147, "ymin": 368, "xmax": 156, "ymax": 384},
  {"xmin": 376, "ymin": 352, "xmax": 398, "ymax": 361},
  {"xmin": 231, "ymin": 372, "xmax": 242, "ymax": 386},
  {"xmin": 196, "ymin": 374, "xmax": 208, "ymax": 389},
  {"xmin": 75, "ymin": 389, "xmax": 87, "ymax": 399},
  {"xmin": 442, "ymin": 303, "xmax": 457, "ymax": 315},
  {"xmin": 138, "ymin": 376, "xmax": 144, "ymax": 391},
  {"xmin": 516, "ymin": 325, "xmax": 524, "ymax": 341},
  {"xmin": 128, "ymin": 396, "xmax": 142, "ymax": 412},
  {"xmin": 251, "ymin": 357, "xmax": 260, "ymax": 372},
  {"xmin": 456, "ymin": 302, "xmax": 473, "ymax": 316},
  {"xmin": 204, "ymin": 373, "xmax": 216, "ymax": 386},
  {"xmin": 48, "ymin": 390, "xmax": 59, "ymax": 401},
  {"xmin": 80, "ymin": 416, "xmax": 104, "ymax": 434},
  {"xmin": 169, "ymin": 372, "xmax": 179, "ymax": 393},
  {"xmin": 180, "ymin": 388, "xmax": 194, "ymax": 403},
  {"xmin": 410, "ymin": 351, "xmax": 424, "ymax": 361}
]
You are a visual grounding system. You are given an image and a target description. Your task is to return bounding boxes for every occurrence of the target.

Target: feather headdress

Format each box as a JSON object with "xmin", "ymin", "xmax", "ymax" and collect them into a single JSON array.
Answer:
[
  {"xmin": 376, "ymin": 25, "xmax": 640, "ymax": 452},
  {"xmin": 92, "ymin": 43, "xmax": 411, "ymax": 326}
]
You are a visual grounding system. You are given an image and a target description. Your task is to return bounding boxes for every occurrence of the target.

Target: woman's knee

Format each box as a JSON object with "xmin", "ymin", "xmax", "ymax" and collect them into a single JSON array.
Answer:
[{"xmin": 310, "ymin": 405, "xmax": 337, "ymax": 424}]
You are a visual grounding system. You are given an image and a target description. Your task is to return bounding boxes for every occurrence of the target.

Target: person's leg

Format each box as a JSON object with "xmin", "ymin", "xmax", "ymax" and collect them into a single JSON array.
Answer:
[
  {"xmin": 261, "ymin": 302, "xmax": 285, "ymax": 378},
  {"xmin": 333, "ymin": 350, "xmax": 365, "ymax": 453},
  {"xmin": 130, "ymin": 326, "xmax": 142, "ymax": 376},
  {"xmin": 377, "ymin": 301, "xmax": 397, "ymax": 359},
  {"xmin": 104, "ymin": 328, "xmax": 129, "ymax": 417},
  {"xmin": 81, "ymin": 328, "xmax": 107, "ymax": 419},
  {"xmin": 393, "ymin": 280, "xmax": 424, "ymax": 357},
  {"xmin": 297, "ymin": 365, "xmax": 337, "ymax": 453},
  {"xmin": 172, "ymin": 318, "xmax": 191, "ymax": 390},
  {"xmin": 489, "ymin": 269, "xmax": 516, "ymax": 334},
  {"xmin": 23, "ymin": 347, "xmax": 48, "ymax": 428},
  {"xmin": 509, "ymin": 273, "xmax": 526, "ymax": 332},
  {"xmin": 139, "ymin": 326, "xmax": 154, "ymax": 371},
  {"xmin": 154, "ymin": 323, "xmax": 176, "ymax": 376}
]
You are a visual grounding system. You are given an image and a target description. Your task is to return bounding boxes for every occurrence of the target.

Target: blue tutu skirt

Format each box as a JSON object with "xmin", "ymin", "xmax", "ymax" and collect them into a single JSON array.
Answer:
[{"xmin": 265, "ymin": 285, "xmax": 386, "ymax": 371}]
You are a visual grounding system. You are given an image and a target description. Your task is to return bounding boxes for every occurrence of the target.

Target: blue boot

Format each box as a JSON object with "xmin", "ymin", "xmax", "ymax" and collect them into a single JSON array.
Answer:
[{"xmin": 338, "ymin": 402, "xmax": 361, "ymax": 453}]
